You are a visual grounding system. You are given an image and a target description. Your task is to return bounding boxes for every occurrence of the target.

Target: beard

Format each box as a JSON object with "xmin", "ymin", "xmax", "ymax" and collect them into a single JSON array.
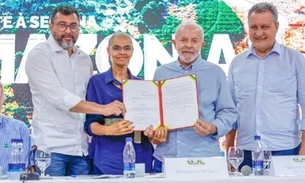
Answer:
[
  {"xmin": 178, "ymin": 51, "xmax": 200, "ymax": 64},
  {"xmin": 53, "ymin": 33, "xmax": 77, "ymax": 50}
]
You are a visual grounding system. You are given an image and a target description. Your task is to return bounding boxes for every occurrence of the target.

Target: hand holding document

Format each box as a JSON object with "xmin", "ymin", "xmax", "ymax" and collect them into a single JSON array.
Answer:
[{"xmin": 123, "ymin": 75, "xmax": 199, "ymax": 130}]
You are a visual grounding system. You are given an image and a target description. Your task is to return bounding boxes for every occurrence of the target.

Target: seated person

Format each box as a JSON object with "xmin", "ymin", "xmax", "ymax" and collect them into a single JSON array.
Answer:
[
  {"xmin": 0, "ymin": 81, "xmax": 31, "ymax": 175},
  {"xmin": 84, "ymin": 32, "xmax": 154, "ymax": 175}
]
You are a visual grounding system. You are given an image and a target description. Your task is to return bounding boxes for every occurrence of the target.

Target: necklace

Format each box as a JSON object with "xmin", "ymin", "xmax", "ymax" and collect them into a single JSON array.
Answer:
[
  {"xmin": 112, "ymin": 79, "xmax": 123, "ymax": 90},
  {"xmin": 112, "ymin": 71, "xmax": 128, "ymax": 90}
]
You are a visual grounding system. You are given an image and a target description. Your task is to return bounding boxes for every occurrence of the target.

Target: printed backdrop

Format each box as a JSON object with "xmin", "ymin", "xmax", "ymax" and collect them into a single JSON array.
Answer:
[{"xmin": 0, "ymin": 0, "xmax": 304, "ymax": 150}]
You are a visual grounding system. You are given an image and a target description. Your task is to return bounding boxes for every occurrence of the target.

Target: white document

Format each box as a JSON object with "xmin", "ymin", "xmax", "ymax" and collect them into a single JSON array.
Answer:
[{"xmin": 123, "ymin": 75, "xmax": 199, "ymax": 130}]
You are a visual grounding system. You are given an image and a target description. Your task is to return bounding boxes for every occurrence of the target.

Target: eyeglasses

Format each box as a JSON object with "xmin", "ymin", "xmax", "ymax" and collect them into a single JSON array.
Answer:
[
  {"xmin": 112, "ymin": 45, "xmax": 133, "ymax": 53},
  {"xmin": 54, "ymin": 22, "xmax": 80, "ymax": 32}
]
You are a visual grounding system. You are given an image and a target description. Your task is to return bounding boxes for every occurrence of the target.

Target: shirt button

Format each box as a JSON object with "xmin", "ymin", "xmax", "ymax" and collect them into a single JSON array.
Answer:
[
  {"xmin": 177, "ymin": 140, "xmax": 181, "ymax": 143},
  {"xmin": 184, "ymin": 71, "xmax": 188, "ymax": 73},
  {"xmin": 258, "ymin": 86, "xmax": 262, "ymax": 88}
]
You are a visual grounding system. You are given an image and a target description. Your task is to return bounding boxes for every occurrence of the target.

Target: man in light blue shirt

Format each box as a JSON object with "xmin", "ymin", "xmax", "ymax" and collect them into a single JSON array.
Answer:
[
  {"xmin": 152, "ymin": 21, "xmax": 238, "ymax": 172},
  {"xmin": 0, "ymin": 81, "xmax": 31, "ymax": 175},
  {"xmin": 226, "ymin": 2, "xmax": 305, "ymax": 169}
]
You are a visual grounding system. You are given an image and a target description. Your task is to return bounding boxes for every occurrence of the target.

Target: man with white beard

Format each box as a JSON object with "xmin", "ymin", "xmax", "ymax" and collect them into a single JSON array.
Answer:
[
  {"xmin": 25, "ymin": 5, "xmax": 126, "ymax": 176},
  {"xmin": 151, "ymin": 21, "xmax": 238, "ymax": 172}
]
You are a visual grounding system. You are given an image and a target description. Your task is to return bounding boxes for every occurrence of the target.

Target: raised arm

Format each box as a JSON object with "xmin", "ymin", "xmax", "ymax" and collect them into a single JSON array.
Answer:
[{"xmin": 25, "ymin": 48, "xmax": 125, "ymax": 116}]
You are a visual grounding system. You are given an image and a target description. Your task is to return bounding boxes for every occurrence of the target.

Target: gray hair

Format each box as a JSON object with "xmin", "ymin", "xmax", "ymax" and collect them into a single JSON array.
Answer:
[
  {"xmin": 174, "ymin": 21, "xmax": 204, "ymax": 41},
  {"xmin": 248, "ymin": 2, "xmax": 278, "ymax": 24},
  {"xmin": 107, "ymin": 32, "xmax": 133, "ymax": 47}
]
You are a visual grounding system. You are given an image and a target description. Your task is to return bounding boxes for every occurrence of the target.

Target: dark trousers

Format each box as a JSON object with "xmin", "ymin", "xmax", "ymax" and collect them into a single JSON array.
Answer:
[{"xmin": 239, "ymin": 144, "xmax": 301, "ymax": 170}]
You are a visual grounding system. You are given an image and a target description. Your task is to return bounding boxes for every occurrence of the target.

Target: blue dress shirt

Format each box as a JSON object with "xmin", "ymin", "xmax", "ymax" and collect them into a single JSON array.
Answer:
[
  {"xmin": 153, "ymin": 57, "xmax": 238, "ymax": 161},
  {"xmin": 84, "ymin": 68, "xmax": 153, "ymax": 175},
  {"xmin": 228, "ymin": 42, "xmax": 305, "ymax": 151},
  {"xmin": 0, "ymin": 115, "xmax": 30, "ymax": 175}
]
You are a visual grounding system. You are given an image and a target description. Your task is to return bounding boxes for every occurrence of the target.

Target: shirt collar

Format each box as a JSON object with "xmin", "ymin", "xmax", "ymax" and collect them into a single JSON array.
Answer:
[
  {"xmin": 104, "ymin": 67, "xmax": 136, "ymax": 84},
  {"xmin": 47, "ymin": 35, "xmax": 80, "ymax": 54},
  {"xmin": 174, "ymin": 55, "xmax": 202, "ymax": 70},
  {"xmin": 246, "ymin": 41, "xmax": 281, "ymax": 58}
]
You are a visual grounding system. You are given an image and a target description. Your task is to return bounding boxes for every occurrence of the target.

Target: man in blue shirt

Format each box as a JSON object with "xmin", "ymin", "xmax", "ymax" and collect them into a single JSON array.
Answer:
[
  {"xmin": 152, "ymin": 21, "xmax": 238, "ymax": 172},
  {"xmin": 0, "ymin": 81, "xmax": 31, "ymax": 175},
  {"xmin": 226, "ymin": 2, "xmax": 305, "ymax": 169}
]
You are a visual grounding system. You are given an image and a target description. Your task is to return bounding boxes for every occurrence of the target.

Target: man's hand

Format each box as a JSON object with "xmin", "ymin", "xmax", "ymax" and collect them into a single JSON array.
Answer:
[
  {"xmin": 143, "ymin": 125, "xmax": 168, "ymax": 145},
  {"xmin": 143, "ymin": 125, "xmax": 154, "ymax": 138},
  {"xmin": 101, "ymin": 100, "xmax": 126, "ymax": 116},
  {"xmin": 107, "ymin": 120, "xmax": 134, "ymax": 136},
  {"xmin": 193, "ymin": 119, "xmax": 217, "ymax": 136},
  {"xmin": 151, "ymin": 127, "xmax": 168, "ymax": 145}
]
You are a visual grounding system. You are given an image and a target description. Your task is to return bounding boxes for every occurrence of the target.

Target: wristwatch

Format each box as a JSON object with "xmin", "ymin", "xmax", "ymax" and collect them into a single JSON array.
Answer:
[{"xmin": 211, "ymin": 126, "xmax": 218, "ymax": 136}]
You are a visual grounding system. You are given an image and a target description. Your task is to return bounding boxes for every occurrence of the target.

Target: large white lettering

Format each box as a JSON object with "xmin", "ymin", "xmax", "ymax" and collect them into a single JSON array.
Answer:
[
  {"xmin": 15, "ymin": 34, "xmax": 98, "ymax": 83},
  {"xmin": 207, "ymin": 34, "xmax": 235, "ymax": 76},
  {"xmin": 0, "ymin": 15, "xmax": 105, "ymax": 29},
  {"xmin": 0, "ymin": 34, "xmax": 15, "ymax": 83},
  {"xmin": 143, "ymin": 34, "xmax": 176, "ymax": 80},
  {"xmin": 29, "ymin": 16, "xmax": 40, "ymax": 29},
  {"xmin": 0, "ymin": 33, "xmax": 235, "ymax": 83},
  {"xmin": 16, "ymin": 15, "xmax": 26, "ymax": 28},
  {"xmin": 40, "ymin": 16, "xmax": 49, "ymax": 29},
  {"xmin": 15, "ymin": 34, "xmax": 47, "ymax": 83},
  {"xmin": 3, "ymin": 16, "xmax": 13, "ymax": 28}
]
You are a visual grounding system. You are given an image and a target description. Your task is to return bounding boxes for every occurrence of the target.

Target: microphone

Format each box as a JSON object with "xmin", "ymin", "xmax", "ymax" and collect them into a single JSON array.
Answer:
[
  {"xmin": 241, "ymin": 165, "xmax": 252, "ymax": 176},
  {"xmin": 20, "ymin": 145, "xmax": 40, "ymax": 181}
]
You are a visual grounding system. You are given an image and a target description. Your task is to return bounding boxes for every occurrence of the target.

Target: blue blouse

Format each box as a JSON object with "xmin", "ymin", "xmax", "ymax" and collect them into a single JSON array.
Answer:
[{"xmin": 84, "ymin": 68, "xmax": 153, "ymax": 175}]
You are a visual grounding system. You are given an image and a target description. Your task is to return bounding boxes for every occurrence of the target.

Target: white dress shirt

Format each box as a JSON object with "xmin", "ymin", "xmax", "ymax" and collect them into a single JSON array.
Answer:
[{"xmin": 25, "ymin": 35, "xmax": 93, "ymax": 156}]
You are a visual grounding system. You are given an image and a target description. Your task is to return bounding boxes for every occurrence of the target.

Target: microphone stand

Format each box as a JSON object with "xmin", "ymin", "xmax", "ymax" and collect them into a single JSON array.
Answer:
[{"xmin": 20, "ymin": 145, "xmax": 40, "ymax": 181}]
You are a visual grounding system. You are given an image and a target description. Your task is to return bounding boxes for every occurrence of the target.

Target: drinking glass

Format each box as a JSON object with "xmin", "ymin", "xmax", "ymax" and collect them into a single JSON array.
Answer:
[
  {"xmin": 227, "ymin": 146, "xmax": 244, "ymax": 176},
  {"xmin": 263, "ymin": 150, "xmax": 272, "ymax": 176},
  {"xmin": 35, "ymin": 149, "xmax": 51, "ymax": 177}
]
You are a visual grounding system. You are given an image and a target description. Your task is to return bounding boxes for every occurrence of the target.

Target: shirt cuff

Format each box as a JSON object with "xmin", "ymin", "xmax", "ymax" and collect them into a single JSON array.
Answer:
[
  {"xmin": 63, "ymin": 91, "xmax": 82, "ymax": 110},
  {"xmin": 84, "ymin": 120, "xmax": 95, "ymax": 136},
  {"xmin": 84, "ymin": 115, "xmax": 102, "ymax": 136},
  {"xmin": 211, "ymin": 127, "xmax": 218, "ymax": 136},
  {"xmin": 210, "ymin": 118, "xmax": 230, "ymax": 138}
]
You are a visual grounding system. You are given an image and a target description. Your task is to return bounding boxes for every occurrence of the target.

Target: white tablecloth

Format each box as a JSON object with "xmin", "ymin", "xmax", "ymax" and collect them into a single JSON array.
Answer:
[{"xmin": 1, "ymin": 176, "xmax": 305, "ymax": 183}]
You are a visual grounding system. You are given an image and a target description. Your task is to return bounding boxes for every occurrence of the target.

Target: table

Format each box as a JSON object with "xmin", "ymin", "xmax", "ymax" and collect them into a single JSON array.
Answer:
[{"xmin": 1, "ymin": 176, "xmax": 305, "ymax": 183}]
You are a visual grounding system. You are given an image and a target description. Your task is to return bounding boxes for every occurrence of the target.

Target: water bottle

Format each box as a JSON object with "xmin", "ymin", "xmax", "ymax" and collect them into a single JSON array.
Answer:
[
  {"xmin": 123, "ymin": 137, "xmax": 136, "ymax": 178},
  {"xmin": 252, "ymin": 135, "xmax": 264, "ymax": 176},
  {"xmin": 16, "ymin": 139, "xmax": 25, "ymax": 174},
  {"xmin": 7, "ymin": 139, "xmax": 25, "ymax": 180}
]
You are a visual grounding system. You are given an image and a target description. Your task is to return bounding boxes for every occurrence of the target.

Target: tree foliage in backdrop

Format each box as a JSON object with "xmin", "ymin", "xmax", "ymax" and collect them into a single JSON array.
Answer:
[{"xmin": 0, "ymin": 0, "xmax": 244, "ymax": 130}]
